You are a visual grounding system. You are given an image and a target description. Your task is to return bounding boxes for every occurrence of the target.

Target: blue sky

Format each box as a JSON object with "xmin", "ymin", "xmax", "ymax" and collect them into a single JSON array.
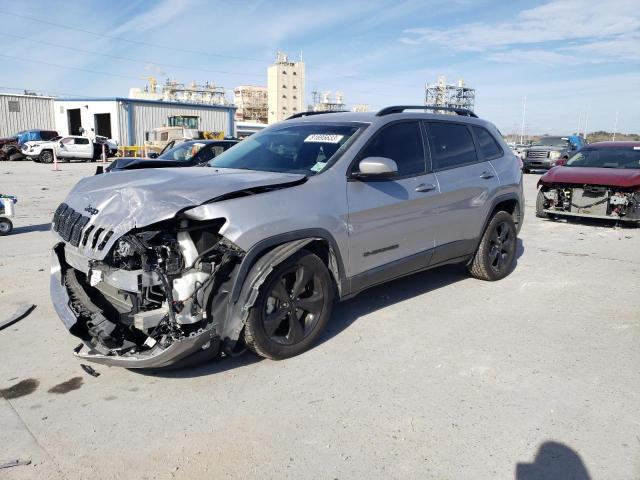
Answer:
[{"xmin": 0, "ymin": 0, "xmax": 638, "ymax": 134}]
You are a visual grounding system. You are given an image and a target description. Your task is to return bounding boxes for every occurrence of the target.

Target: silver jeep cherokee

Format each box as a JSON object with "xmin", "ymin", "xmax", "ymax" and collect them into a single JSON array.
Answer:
[{"xmin": 50, "ymin": 106, "xmax": 524, "ymax": 368}]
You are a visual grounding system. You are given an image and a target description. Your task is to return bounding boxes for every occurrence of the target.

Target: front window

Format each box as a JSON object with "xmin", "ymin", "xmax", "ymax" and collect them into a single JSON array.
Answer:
[
  {"xmin": 532, "ymin": 136, "xmax": 569, "ymax": 147},
  {"xmin": 159, "ymin": 142, "xmax": 207, "ymax": 161},
  {"xmin": 566, "ymin": 147, "xmax": 640, "ymax": 169},
  {"xmin": 209, "ymin": 124, "xmax": 363, "ymax": 175}
]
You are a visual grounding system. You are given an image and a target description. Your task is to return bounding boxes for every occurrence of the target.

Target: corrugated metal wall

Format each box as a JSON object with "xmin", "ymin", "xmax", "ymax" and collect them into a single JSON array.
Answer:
[
  {"xmin": 117, "ymin": 101, "xmax": 233, "ymax": 145},
  {"xmin": 0, "ymin": 94, "xmax": 55, "ymax": 137}
]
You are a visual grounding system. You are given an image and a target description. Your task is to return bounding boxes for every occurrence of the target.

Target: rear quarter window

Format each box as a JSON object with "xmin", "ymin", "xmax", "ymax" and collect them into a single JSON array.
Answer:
[{"xmin": 472, "ymin": 126, "xmax": 503, "ymax": 159}]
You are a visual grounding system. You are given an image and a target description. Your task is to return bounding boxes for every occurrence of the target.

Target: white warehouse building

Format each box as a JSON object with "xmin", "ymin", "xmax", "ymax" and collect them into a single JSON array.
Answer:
[
  {"xmin": 0, "ymin": 93, "xmax": 55, "ymax": 138},
  {"xmin": 54, "ymin": 97, "xmax": 236, "ymax": 145}
]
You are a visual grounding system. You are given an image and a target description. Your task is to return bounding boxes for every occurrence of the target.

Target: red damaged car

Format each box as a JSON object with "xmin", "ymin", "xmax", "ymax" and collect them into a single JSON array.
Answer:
[{"xmin": 536, "ymin": 141, "xmax": 640, "ymax": 225}]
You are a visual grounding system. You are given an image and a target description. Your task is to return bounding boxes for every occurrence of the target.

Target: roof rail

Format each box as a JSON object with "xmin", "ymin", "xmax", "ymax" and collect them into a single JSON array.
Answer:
[
  {"xmin": 286, "ymin": 110, "xmax": 349, "ymax": 120},
  {"xmin": 376, "ymin": 105, "xmax": 478, "ymax": 118}
]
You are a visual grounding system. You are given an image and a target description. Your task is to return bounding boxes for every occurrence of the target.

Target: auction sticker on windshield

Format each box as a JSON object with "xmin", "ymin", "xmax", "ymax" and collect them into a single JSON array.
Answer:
[{"xmin": 304, "ymin": 134, "xmax": 344, "ymax": 143}]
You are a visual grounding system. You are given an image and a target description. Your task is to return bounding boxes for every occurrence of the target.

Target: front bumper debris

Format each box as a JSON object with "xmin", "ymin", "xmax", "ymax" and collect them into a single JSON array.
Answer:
[
  {"xmin": 50, "ymin": 244, "xmax": 220, "ymax": 369},
  {"xmin": 72, "ymin": 330, "xmax": 219, "ymax": 369}
]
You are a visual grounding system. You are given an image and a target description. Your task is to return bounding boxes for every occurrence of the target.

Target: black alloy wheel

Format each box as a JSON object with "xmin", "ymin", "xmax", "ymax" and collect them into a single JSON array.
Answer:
[
  {"xmin": 263, "ymin": 263, "xmax": 325, "ymax": 345},
  {"xmin": 468, "ymin": 210, "xmax": 517, "ymax": 281},
  {"xmin": 488, "ymin": 220, "xmax": 515, "ymax": 275},
  {"xmin": 244, "ymin": 250, "xmax": 334, "ymax": 359}
]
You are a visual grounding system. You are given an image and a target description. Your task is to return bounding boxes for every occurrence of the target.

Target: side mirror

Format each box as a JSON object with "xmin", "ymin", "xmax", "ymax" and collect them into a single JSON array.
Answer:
[
  {"xmin": 352, "ymin": 157, "xmax": 398, "ymax": 179},
  {"xmin": 148, "ymin": 152, "xmax": 159, "ymax": 159}
]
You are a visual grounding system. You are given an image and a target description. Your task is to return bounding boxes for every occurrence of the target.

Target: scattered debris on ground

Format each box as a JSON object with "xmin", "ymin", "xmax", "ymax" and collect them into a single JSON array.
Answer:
[
  {"xmin": 0, "ymin": 304, "xmax": 36, "ymax": 331},
  {"xmin": 80, "ymin": 364, "xmax": 100, "ymax": 377},
  {"xmin": 0, "ymin": 459, "xmax": 31, "ymax": 469}
]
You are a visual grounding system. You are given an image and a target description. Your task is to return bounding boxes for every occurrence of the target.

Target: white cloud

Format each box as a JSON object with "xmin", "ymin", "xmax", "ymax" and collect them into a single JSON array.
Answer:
[
  {"xmin": 110, "ymin": 0, "xmax": 197, "ymax": 36},
  {"xmin": 400, "ymin": 0, "xmax": 640, "ymax": 63}
]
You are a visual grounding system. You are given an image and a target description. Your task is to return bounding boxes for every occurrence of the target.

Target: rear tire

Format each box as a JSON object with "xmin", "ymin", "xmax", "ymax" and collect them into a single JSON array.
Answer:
[
  {"xmin": 0, "ymin": 217, "xmax": 13, "ymax": 235},
  {"xmin": 536, "ymin": 190, "xmax": 549, "ymax": 218},
  {"xmin": 39, "ymin": 150, "xmax": 53, "ymax": 164},
  {"xmin": 243, "ymin": 250, "xmax": 334, "ymax": 360},
  {"xmin": 468, "ymin": 211, "xmax": 517, "ymax": 281}
]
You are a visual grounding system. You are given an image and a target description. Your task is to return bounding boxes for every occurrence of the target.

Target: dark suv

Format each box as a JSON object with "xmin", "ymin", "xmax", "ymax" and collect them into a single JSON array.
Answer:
[{"xmin": 50, "ymin": 106, "xmax": 524, "ymax": 368}]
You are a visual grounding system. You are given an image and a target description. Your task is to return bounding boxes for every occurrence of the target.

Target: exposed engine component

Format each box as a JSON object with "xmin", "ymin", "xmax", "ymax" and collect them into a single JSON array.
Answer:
[
  {"xmin": 539, "ymin": 185, "xmax": 640, "ymax": 221},
  {"xmin": 57, "ymin": 219, "xmax": 244, "ymax": 358}
]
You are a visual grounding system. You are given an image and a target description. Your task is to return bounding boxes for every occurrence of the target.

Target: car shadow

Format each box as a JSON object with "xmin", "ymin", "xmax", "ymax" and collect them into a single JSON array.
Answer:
[
  {"xmin": 516, "ymin": 441, "xmax": 591, "ymax": 479},
  {"xmin": 135, "ymin": 348, "xmax": 263, "ymax": 379},
  {"xmin": 11, "ymin": 222, "xmax": 51, "ymax": 234},
  {"xmin": 144, "ymin": 238, "xmax": 526, "ymax": 378},
  {"xmin": 322, "ymin": 237, "xmax": 524, "ymax": 347}
]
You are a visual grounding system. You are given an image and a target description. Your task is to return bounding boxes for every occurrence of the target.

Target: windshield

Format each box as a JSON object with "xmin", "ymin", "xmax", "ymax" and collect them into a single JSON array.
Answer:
[
  {"xmin": 208, "ymin": 124, "xmax": 362, "ymax": 175},
  {"xmin": 532, "ymin": 136, "xmax": 569, "ymax": 147},
  {"xmin": 159, "ymin": 142, "xmax": 206, "ymax": 161},
  {"xmin": 566, "ymin": 147, "xmax": 640, "ymax": 169}
]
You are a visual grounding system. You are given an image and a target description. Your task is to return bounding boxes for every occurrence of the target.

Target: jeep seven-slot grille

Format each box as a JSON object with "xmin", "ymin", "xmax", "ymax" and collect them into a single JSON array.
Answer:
[{"xmin": 52, "ymin": 203, "xmax": 113, "ymax": 250}]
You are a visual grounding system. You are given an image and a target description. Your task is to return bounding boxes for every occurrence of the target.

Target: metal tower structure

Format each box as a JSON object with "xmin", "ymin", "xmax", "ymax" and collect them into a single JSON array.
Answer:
[{"xmin": 425, "ymin": 75, "xmax": 475, "ymax": 111}]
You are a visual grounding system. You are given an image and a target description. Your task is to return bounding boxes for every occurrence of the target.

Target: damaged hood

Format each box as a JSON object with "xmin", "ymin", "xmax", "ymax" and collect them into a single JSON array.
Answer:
[
  {"xmin": 60, "ymin": 167, "xmax": 305, "ymax": 253},
  {"xmin": 540, "ymin": 166, "xmax": 640, "ymax": 188}
]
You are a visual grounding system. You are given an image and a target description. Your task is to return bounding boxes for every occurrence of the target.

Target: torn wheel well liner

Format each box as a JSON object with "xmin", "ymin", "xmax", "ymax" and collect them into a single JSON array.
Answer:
[
  {"xmin": 229, "ymin": 229, "xmax": 347, "ymax": 304},
  {"xmin": 218, "ymin": 232, "xmax": 346, "ymax": 349}
]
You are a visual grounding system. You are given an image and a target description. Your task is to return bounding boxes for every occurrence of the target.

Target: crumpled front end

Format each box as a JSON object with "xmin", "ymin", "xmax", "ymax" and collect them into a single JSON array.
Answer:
[{"xmin": 50, "ymin": 210, "xmax": 245, "ymax": 368}]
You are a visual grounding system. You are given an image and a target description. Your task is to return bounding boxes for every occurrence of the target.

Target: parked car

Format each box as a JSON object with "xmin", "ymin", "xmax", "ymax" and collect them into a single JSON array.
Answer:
[
  {"xmin": 523, "ymin": 135, "xmax": 585, "ymax": 172},
  {"xmin": 93, "ymin": 136, "xmax": 118, "ymax": 159},
  {"xmin": 22, "ymin": 135, "xmax": 105, "ymax": 163},
  {"xmin": 49, "ymin": 106, "xmax": 524, "ymax": 368},
  {"xmin": 536, "ymin": 142, "xmax": 640, "ymax": 224},
  {"xmin": 105, "ymin": 140, "xmax": 239, "ymax": 172},
  {"xmin": 0, "ymin": 129, "xmax": 58, "ymax": 161}
]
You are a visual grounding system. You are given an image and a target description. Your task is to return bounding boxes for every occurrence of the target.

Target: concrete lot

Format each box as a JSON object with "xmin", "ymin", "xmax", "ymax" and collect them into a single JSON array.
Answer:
[{"xmin": 0, "ymin": 161, "xmax": 638, "ymax": 479}]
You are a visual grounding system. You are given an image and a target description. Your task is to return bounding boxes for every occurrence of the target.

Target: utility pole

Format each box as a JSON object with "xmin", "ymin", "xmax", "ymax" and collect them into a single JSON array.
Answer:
[
  {"xmin": 583, "ymin": 109, "xmax": 589, "ymax": 140},
  {"xmin": 519, "ymin": 96, "xmax": 527, "ymax": 144},
  {"xmin": 576, "ymin": 111, "xmax": 582, "ymax": 135},
  {"xmin": 612, "ymin": 110, "xmax": 619, "ymax": 141}
]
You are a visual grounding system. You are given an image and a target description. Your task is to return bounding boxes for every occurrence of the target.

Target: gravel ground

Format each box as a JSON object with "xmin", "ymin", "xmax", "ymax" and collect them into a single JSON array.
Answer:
[{"xmin": 0, "ymin": 161, "xmax": 639, "ymax": 480}]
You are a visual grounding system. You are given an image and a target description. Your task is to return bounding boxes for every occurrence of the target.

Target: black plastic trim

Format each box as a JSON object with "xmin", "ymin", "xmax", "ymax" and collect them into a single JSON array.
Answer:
[
  {"xmin": 376, "ymin": 105, "xmax": 478, "ymax": 118},
  {"xmin": 230, "ymin": 229, "xmax": 348, "ymax": 303},
  {"xmin": 346, "ymin": 244, "xmax": 475, "ymax": 299}
]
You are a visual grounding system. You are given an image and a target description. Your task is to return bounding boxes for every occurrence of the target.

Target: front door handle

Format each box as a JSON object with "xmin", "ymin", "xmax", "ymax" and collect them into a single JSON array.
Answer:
[
  {"xmin": 415, "ymin": 183, "xmax": 436, "ymax": 193},
  {"xmin": 480, "ymin": 171, "xmax": 495, "ymax": 179}
]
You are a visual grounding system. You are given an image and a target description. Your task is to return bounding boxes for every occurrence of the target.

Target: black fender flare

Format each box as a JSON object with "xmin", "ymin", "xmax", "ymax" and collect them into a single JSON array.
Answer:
[
  {"xmin": 220, "ymin": 229, "xmax": 348, "ymax": 345},
  {"xmin": 469, "ymin": 192, "xmax": 522, "ymax": 258}
]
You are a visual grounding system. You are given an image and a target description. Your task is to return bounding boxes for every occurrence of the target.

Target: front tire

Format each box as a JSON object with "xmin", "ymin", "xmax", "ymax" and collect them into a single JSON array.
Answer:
[
  {"xmin": 468, "ymin": 211, "xmax": 517, "ymax": 281},
  {"xmin": 0, "ymin": 217, "xmax": 13, "ymax": 235},
  {"xmin": 536, "ymin": 190, "xmax": 549, "ymax": 218},
  {"xmin": 39, "ymin": 150, "xmax": 53, "ymax": 164},
  {"xmin": 243, "ymin": 250, "xmax": 334, "ymax": 360}
]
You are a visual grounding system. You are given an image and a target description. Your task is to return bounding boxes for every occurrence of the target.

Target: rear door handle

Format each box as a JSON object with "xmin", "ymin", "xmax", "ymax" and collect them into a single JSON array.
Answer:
[
  {"xmin": 415, "ymin": 183, "xmax": 436, "ymax": 193},
  {"xmin": 480, "ymin": 171, "xmax": 495, "ymax": 179}
]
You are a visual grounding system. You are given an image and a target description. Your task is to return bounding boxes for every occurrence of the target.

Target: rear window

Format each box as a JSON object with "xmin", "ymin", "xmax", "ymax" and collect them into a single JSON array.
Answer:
[
  {"xmin": 472, "ymin": 126, "xmax": 503, "ymax": 159},
  {"xmin": 427, "ymin": 122, "xmax": 478, "ymax": 169}
]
